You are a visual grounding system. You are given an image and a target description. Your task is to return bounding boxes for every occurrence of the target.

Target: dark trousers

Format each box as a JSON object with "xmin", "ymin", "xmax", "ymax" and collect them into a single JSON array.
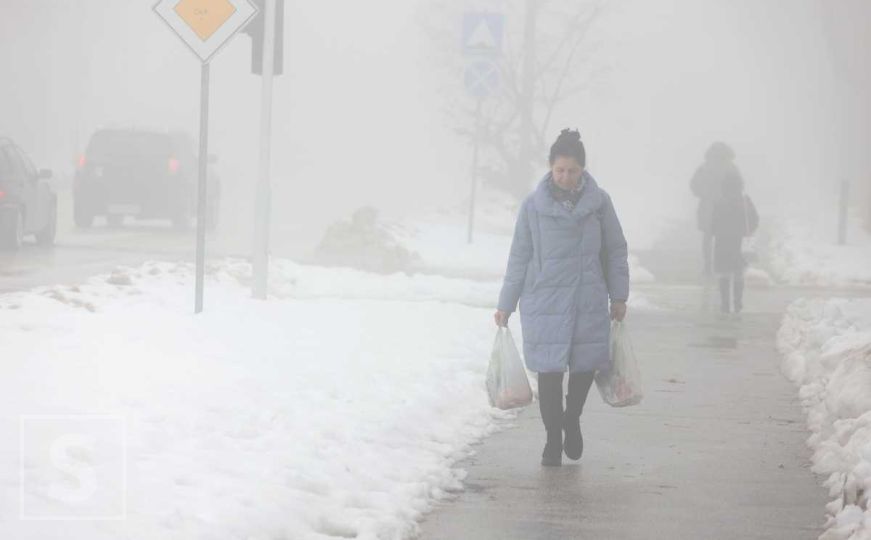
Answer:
[
  {"xmin": 702, "ymin": 231, "xmax": 713, "ymax": 275},
  {"xmin": 538, "ymin": 371, "xmax": 595, "ymax": 431},
  {"xmin": 718, "ymin": 271, "xmax": 745, "ymax": 313}
]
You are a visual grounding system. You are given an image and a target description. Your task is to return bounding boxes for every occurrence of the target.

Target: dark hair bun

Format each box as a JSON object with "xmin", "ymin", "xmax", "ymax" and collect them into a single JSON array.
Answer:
[
  {"xmin": 558, "ymin": 128, "xmax": 581, "ymax": 144},
  {"xmin": 549, "ymin": 128, "xmax": 586, "ymax": 166}
]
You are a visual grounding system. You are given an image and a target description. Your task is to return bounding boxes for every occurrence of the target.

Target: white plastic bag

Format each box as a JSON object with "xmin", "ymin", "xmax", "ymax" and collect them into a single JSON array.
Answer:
[
  {"xmin": 486, "ymin": 327, "xmax": 533, "ymax": 410},
  {"xmin": 595, "ymin": 321, "xmax": 643, "ymax": 407}
]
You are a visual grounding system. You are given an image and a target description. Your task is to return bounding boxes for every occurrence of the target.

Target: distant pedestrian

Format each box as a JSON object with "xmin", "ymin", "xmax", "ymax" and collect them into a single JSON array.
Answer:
[
  {"xmin": 690, "ymin": 142, "xmax": 740, "ymax": 276},
  {"xmin": 494, "ymin": 129, "xmax": 630, "ymax": 467},
  {"xmin": 711, "ymin": 172, "xmax": 758, "ymax": 316}
]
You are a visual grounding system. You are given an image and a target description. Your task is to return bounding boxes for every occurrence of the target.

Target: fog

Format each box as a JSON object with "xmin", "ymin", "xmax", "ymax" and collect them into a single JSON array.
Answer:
[
  {"xmin": 6, "ymin": 3, "xmax": 871, "ymax": 537},
  {"xmin": 2, "ymin": 0, "xmax": 868, "ymax": 254}
]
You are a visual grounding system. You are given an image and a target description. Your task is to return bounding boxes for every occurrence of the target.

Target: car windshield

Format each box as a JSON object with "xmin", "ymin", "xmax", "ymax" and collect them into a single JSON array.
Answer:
[{"xmin": 86, "ymin": 131, "xmax": 172, "ymax": 161}]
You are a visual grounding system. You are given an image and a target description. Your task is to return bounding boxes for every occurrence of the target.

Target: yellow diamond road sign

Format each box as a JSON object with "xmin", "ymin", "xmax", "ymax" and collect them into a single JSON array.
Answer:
[
  {"xmin": 175, "ymin": 0, "xmax": 237, "ymax": 41},
  {"xmin": 154, "ymin": 0, "xmax": 258, "ymax": 63}
]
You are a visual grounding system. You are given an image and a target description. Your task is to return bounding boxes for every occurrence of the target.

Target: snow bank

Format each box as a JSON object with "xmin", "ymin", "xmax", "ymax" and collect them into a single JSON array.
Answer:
[
  {"xmin": 0, "ymin": 260, "xmax": 521, "ymax": 540},
  {"xmin": 778, "ymin": 298, "xmax": 871, "ymax": 540}
]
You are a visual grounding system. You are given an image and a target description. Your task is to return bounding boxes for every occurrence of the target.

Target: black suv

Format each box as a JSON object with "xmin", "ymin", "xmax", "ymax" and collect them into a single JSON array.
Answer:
[
  {"xmin": 74, "ymin": 129, "xmax": 219, "ymax": 228},
  {"xmin": 0, "ymin": 137, "xmax": 56, "ymax": 249}
]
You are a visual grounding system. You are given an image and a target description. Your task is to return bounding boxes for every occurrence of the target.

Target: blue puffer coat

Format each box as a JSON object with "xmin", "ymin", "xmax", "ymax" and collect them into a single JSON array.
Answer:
[{"xmin": 497, "ymin": 172, "xmax": 629, "ymax": 373}]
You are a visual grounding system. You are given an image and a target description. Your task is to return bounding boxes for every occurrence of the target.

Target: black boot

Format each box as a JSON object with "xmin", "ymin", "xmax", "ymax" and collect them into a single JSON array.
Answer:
[
  {"xmin": 542, "ymin": 428, "xmax": 563, "ymax": 467},
  {"xmin": 733, "ymin": 272, "xmax": 745, "ymax": 313},
  {"xmin": 563, "ymin": 372, "xmax": 594, "ymax": 460},
  {"xmin": 538, "ymin": 373, "xmax": 564, "ymax": 467},
  {"xmin": 563, "ymin": 407, "xmax": 583, "ymax": 461},
  {"xmin": 718, "ymin": 276, "xmax": 731, "ymax": 314}
]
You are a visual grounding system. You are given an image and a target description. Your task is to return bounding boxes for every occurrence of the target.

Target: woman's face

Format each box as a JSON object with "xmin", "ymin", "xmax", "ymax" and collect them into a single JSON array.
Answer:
[{"xmin": 551, "ymin": 156, "xmax": 583, "ymax": 190}]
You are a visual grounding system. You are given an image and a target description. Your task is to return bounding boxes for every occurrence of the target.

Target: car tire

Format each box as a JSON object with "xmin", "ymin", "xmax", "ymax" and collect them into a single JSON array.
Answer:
[
  {"xmin": 35, "ymin": 198, "xmax": 57, "ymax": 246},
  {"xmin": 171, "ymin": 197, "xmax": 191, "ymax": 231},
  {"xmin": 106, "ymin": 214, "xmax": 124, "ymax": 228},
  {"xmin": 74, "ymin": 197, "xmax": 94, "ymax": 228},
  {"xmin": 0, "ymin": 207, "xmax": 24, "ymax": 250}
]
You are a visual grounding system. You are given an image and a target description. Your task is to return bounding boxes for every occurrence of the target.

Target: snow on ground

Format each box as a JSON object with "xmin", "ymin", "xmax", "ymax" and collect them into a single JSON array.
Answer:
[
  {"xmin": 0, "ymin": 260, "xmax": 519, "ymax": 540},
  {"xmin": 0, "ymin": 258, "xmax": 654, "ymax": 539},
  {"xmin": 778, "ymin": 298, "xmax": 871, "ymax": 540},
  {"xmin": 768, "ymin": 216, "xmax": 871, "ymax": 287}
]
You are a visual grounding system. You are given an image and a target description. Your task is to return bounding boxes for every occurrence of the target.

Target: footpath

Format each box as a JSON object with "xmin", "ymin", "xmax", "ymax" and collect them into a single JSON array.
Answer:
[{"xmin": 418, "ymin": 219, "xmax": 859, "ymax": 539}]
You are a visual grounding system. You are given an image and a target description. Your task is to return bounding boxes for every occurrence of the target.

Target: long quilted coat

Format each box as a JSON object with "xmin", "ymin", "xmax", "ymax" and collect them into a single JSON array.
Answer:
[{"xmin": 497, "ymin": 172, "xmax": 629, "ymax": 373}]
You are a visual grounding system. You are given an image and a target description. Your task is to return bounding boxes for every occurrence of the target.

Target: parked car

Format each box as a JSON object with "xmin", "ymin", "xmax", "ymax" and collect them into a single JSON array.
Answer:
[
  {"xmin": 73, "ymin": 128, "xmax": 220, "ymax": 229},
  {"xmin": 0, "ymin": 137, "xmax": 57, "ymax": 249}
]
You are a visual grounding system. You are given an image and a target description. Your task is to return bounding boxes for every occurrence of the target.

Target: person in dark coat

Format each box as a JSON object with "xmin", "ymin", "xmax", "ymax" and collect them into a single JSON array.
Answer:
[
  {"xmin": 691, "ymin": 142, "xmax": 740, "ymax": 276},
  {"xmin": 494, "ymin": 129, "xmax": 630, "ymax": 467},
  {"xmin": 711, "ymin": 172, "xmax": 758, "ymax": 315}
]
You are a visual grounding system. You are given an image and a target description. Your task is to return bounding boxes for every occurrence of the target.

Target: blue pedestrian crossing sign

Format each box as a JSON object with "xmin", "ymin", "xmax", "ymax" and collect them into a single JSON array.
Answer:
[
  {"xmin": 465, "ymin": 60, "xmax": 500, "ymax": 98},
  {"xmin": 463, "ymin": 12, "xmax": 503, "ymax": 57}
]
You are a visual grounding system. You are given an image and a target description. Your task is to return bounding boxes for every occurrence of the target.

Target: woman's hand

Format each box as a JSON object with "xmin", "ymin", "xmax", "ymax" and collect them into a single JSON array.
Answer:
[
  {"xmin": 494, "ymin": 310, "xmax": 510, "ymax": 327},
  {"xmin": 610, "ymin": 301, "xmax": 627, "ymax": 322}
]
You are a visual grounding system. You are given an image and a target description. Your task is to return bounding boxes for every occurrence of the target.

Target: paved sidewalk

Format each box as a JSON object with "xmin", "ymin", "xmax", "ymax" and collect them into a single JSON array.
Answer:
[{"xmin": 418, "ymin": 285, "xmax": 829, "ymax": 539}]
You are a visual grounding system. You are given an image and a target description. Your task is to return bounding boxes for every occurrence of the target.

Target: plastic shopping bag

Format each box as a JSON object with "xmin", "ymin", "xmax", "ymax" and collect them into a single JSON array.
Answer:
[
  {"xmin": 595, "ymin": 321, "xmax": 643, "ymax": 407},
  {"xmin": 486, "ymin": 327, "xmax": 533, "ymax": 410}
]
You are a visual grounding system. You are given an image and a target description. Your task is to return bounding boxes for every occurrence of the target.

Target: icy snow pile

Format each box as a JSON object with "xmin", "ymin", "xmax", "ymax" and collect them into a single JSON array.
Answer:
[
  {"xmin": 0, "ymin": 260, "xmax": 524, "ymax": 540},
  {"xmin": 314, "ymin": 206, "xmax": 421, "ymax": 274},
  {"xmin": 777, "ymin": 298, "xmax": 871, "ymax": 540},
  {"xmin": 768, "ymin": 217, "xmax": 871, "ymax": 286}
]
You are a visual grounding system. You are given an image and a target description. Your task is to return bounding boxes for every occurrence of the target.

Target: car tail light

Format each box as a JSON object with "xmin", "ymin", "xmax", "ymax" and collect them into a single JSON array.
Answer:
[
  {"xmin": 168, "ymin": 158, "xmax": 180, "ymax": 174},
  {"xmin": 77, "ymin": 155, "xmax": 87, "ymax": 169},
  {"xmin": 0, "ymin": 191, "xmax": 5, "ymax": 200}
]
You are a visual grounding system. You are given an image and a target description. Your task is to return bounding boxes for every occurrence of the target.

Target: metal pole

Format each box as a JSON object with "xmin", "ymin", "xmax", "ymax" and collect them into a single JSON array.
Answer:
[
  {"xmin": 517, "ymin": 0, "xmax": 537, "ymax": 195},
  {"xmin": 838, "ymin": 178, "xmax": 849, "ymax": 245},
  {"xmin": 253, "ymin": 0, "xmax": 276, "ymax": 299},
  {"xmin": 468, "ymin": 98, "xmax": 483, "ymax": 244},
  {"xmin": 195, "ymin": 62, "xmax": 210, "ymax": 314}
]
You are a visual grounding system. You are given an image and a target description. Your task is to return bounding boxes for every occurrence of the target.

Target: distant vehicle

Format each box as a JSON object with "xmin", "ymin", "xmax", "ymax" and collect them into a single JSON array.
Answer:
[
  {"xmin": 73, "ymin": 128, "xmax": 220, "ymax": 229},
  {"xmin": 0, "ymin": 137, "xmax": 57, "ymax": 249}
]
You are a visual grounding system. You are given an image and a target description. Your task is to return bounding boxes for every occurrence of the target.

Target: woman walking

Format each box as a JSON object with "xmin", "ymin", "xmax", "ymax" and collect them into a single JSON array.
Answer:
[
  {"xmin": 494, "ymin": 129, "xmax": 629, "ymax": 467},
  {"xmin": 690, "ymin": 142, "xmax": 740, "ymax": 276},
  {"xmin": 711, "ymin": 172, "xmax": 758, "ymax": 316}
]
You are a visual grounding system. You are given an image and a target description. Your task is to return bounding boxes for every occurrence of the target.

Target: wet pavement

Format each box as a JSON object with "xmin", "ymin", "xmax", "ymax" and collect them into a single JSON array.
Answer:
[
  {"xmin": 418, "ymin": 284, "xmax": 836, "ymax": 539},
  {"xmin": 418, "ymin": 220, "xmax": 870, "ymax": 540}
]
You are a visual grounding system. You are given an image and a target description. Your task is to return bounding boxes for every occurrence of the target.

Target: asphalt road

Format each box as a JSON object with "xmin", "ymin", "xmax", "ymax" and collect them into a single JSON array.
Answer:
[{"xmin": 0, "ymin": 189, "xmax": 318, "ymax": 293}]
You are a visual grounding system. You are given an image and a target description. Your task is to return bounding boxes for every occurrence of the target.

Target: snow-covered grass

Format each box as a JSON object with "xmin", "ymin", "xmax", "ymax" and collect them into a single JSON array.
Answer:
[
  {"xmin": 778, "ymin": 298, "xmax": 871, "ymax": 540},
  {"xmin": 0, "ymin": 260, "xmax": 524, "ymax": 540},
  {"xmin": 768, "ymin": 216, "xmax": 871, "ymax": 287}
]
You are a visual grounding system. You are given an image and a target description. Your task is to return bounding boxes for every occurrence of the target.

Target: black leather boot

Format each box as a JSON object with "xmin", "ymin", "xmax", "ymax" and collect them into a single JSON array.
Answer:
[
  {"xmin": 564, "ymin": 372, "xmax": 594, "ymax": 460},
  {"xmin": 563, "ymin": 408, "xmax": 583, "ymax": 461},
  {"xmin": 538, "ymin": 373, "xmax": 564, "ymax": 467},
  {"xmin": 541, "ymin": 428, "xmax": 563, "ymax": 467}
]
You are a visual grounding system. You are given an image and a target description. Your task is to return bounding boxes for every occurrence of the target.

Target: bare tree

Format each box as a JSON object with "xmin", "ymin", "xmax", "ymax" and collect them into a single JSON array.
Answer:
[{"xmin": 420, "ymin": 0, "xmax": 605, "ymax": 200}]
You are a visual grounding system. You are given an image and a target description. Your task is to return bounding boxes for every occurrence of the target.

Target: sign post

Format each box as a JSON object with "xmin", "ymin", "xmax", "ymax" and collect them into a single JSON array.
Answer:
[
  {"xmin": 462, "ymin": 12, "xmax": 503, "ymax": 244},
  {"xmin": 252, "ymin": 0, "xmax": 276, "ymax": 300},
  {"xmin": 154, "ymin": 0, "xmax": 258, "ymax": 313}
]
